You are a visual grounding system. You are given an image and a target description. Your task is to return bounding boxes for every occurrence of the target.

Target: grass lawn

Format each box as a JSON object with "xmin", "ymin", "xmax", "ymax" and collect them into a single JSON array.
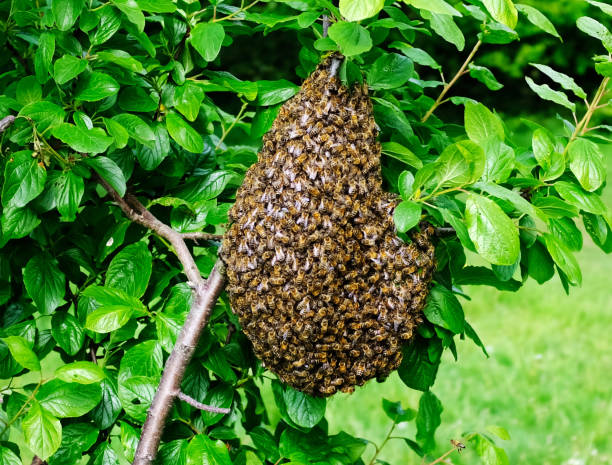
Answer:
[{"xmin": 324, "ymin": 151, "xmax": 612, "ymax": 465}]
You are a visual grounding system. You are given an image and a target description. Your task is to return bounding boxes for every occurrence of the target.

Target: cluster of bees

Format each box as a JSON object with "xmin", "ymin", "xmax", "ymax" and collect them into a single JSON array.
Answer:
[{"xmin": 221, "ymin": 55, "xmax": 436, "ymax": 396}]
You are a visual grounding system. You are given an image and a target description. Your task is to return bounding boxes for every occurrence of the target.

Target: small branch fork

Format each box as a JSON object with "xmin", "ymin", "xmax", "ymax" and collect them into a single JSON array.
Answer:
[
  {"xmin": 95, "ymin": 176, "xmax": 228, "ymax": 465},
  {"xmin": 421, "ymin": 40, "xmax": 483, "ymax": 123}
]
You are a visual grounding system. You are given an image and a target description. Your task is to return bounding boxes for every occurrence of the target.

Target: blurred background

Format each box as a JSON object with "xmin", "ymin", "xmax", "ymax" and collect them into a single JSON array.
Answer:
[{"xmin": 256, "ymin": 1, "xmax": 612, "ymax": 464}]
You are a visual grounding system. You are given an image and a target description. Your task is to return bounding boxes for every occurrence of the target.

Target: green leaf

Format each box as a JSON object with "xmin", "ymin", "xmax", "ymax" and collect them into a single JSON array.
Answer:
[
  {"xmin": 380, "ymin": 142, "xmax": 422, "ymax": 168},
  {"xmin": 22, "ymin": 402, "xmax": 62, "ymax": 460},
  {"xmin": 166, "ymin": 113, "xmax": 204, "ymax": 153},
  {"xmin": 543, "ymin": 233, "xmax": 582, "ymax": 285},
  {"xmin": 367, "ymin": 53, "xmax": 413, "ymax": 90},
  {"xmin": 567, "ymin": 138, "xmax": 606, "ymax": 192},
  {"xmin": 473, "ymin": 181, "xmax": 546, "ymax": 222},
  {"xmin": 382, "ymin": 399, "xmax": 416, "ymax": 423},
  {"xmin": 394, "ymin": 201, "xmax": 422, "ymax": 233},
  {"xmin": 190, "ymin": 23, "xmax": 225, "ymax": 62},
  {"xmin": 425, "ymin": 12, "xmax": 464, "ymax": 50},
  {"xmin": 515, "ymin": 4, "xmax": 560, "ymax": 39},
  {"xmin": 404, "ymin": 0, "xmax": 461, "ymax": 16},
  {"xmin": 1, "ymin": 206, "xmax": 40, "ymax": 241},
  {"xmin": 136, "ymin": 0, "xmax": 176, "ymax": 12},
  {"xmin": 37, "ymin": 379, "xmax": 102, "ymax": 418},
  {"xmin": 576, "ymin": 16, "xmax": 612, "ymax": 53},
  {"xmin": 530, "ymin": 63, "xmax": 586, "ymax": 99},
  {"xmin": 97, "ymin": 49, "xmax": 145, "ymax": 73},
  {"xmin": 416, "ymin": 391, "xmax": 443, "ymax": 452},
  {"xmin": 470, "ymin": 433, "xmax": 510, "ymax": 465},
  {"xmin": 527, "ymin": 241, "xmax": 555, "ymax": 284},
  {"xmin": 465, "ymin": 194, "xmax": 520, "ymax": 265},
  {"xmin": 92, "ymin": 443, "xmax": 119, "ymax": 465},
  {"xmin": 56, "ymin": 361, "xmax": 106, "ymax": 384},
  {"xmin": 390, "ymin": 43, "xmax": 441, "ymax": 70},
  {"xmin": 52, "ymin": 123, "xmax": 113, "ymax": 154},
  {"xmin": 53, "ymin": 0, "xmax": 84, "ymax": 31},
  {"xmin": 104, "ymin": 117, "xmax": 129, "ymax": 148},
  {"xmin": 23, "ymin": 254, "xmax": 66, "ymax": 314},
  {"xmin": 549, "ymin": 217, "xmax": 582, "ymax": 251},
  {"xmin": 82, "ymin": 156, "xmax": 126, "ymax": 197},
  {"xmin": 2, "ymin": 150, "xmax": 47, "ymax": 208},
  {"xmin": 339, "ymin": 0, "xmax": 384, "ymax": 21},
  {"xmin": 16, "ymin": 76, "xmax": 41, "ymax": 106},
  {"xmin": 328, "ymin": 21, "xmax": 372, "ymax": 57},
  {"xmin": 255, "ymin": 80, "xmax": 299, "ymax": 106},
  {"xmin": 112, "ymin": 113, "xmax": 156, "ymax": 146},
  {"xmin": 482, "ymin": 138, "xmax": 514, "ymax": 183},
  {"xmin": 175, "ymin": 82, "xmax": 205, "ymax": 122},
  {"xmin": 469, "ymin": 64, "xmax": 503, "ymax": 90},
  {"xmin": 53, "ymin": 55, "xmax": 87, "ymax": 84},
  {"xmin": 51, "ymin": 312, "xmax": 84, "ymax": 356},
  {"xmin": 0, "ymin": 447, "xmax": 21, "ymax": 465},
  {"xmin": 398, "ymin": 338, "xmax": 440, "ymax": 391},
  {"xmin": 35, "ymin": 33, "xmax": 55, "ymax": 83},
  {"xmin": 111, "ymin": 0, "xmax": 144, "ymax": 31},
  {"xmin": 187, "ymin": 435, "xmax": 232, "ymax": 465},
  {"xmin": 52, "ymin": 170, "xmax": 84, "ymax": 221},
  {"xmin": 2, "ymin": 336, "xmax": 40, "ymax": 371},
  {"xmin": 75, "ymin": 72, "xmax": 120, "ymax": 102},
  {"xmin": 90, "ymin": 8, "xmax": 121, "ymax": 45},
  {"xmin": 398, "ymin": 171, "xmax": 415, "ymax": 199},
  {"xmin": 83, "ymin": 285, "xmax": 146, "ymax": 333},
  {"xmin": 554, "ymin": 181, "xmax": 607, "ymax": 215},
  {"xmin": 19, "ymin": 101, "xmax": 65, "ymax": 132},
  {"xmin": 464, "ymin": 102, "xmax": 505, "ymax": 145},
  {"xmin": 481, "ymin": 0, "xmax": 518, "ymax": 29},
  {"xmin": 533, "ymin": 195, "xmax": 579, "ymax": 218},
  {"xmin": 106, "ymin": 242, "xmax": 152, "ymax": 298},
  {"xmin": 283, "ymin": 387, "xmax": 326, "ymax": 428},
  {"xmin": 135, "ymin": 123, "xmax": 170, "ymax": 170},
  {"xmin": 436, "ymin": 140, "xmax": 485, "ymax": 187},
  {"xmin": 525, "ymin": 76, "xmax": 575, "ymax": 111},
  {"xmin": 531, "ymin": 128, "xmax": 555, "ymax": 169},
  {"xmin": 423, "ymin": 285, "xmax": 464, "ymax": 333}
]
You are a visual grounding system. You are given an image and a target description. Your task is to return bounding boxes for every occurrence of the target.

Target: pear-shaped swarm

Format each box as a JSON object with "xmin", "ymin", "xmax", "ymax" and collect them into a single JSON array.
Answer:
[{"xmin": 221, "ymin": 55, "xmax": 436, "ymax": 397}]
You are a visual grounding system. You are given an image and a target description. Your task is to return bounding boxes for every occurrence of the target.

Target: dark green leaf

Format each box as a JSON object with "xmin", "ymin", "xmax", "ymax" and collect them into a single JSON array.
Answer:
[
  {"xmin": 166, "ymin": 113, "xmax": 204, "ymax": 153},
  {"xmin": 23, "ymin": 254, "xmax": 66, "ymax": 314},
  {"xmin": 516, "ymin": 4, "xmax": 560, "ymax": 39},
  {"xmin": 75, "ymin": 72, "xmax": 120, "ymax": 101},
  {"xmin": 2, "ymin": 150, "xmax": 47, "ymax": 208},
  {"xmin": 394, "ymin": 201, "xmax": 422, "ymax": 233},
  {"xmin": 283, "ymin": 387, "xmax": 326, "ymax": 428},
  {"xmin": 416, "ymin": 391, "xmax": 443, "ymax": 452},
  {"xmin": 83, "ymin": 285, "xmax": 146, "ymax": 333},
  {"xmin": 367, "ymin": 53, "xmax": 413, "ymax": 90},
  {"xmin": 51, "ymin": 312, "xmax": 84, "ymax": 355},
  {"xmin": 52, "ymin": 123, "xmax": 113, "ymax": 154},
  {"xmin": 423, "ymin": 285, "xmax": 464, "ymax": 333},
  {"xmin": 106, "ymin": 242, "xmax": 152, "ymax": 298},
  {"xmin": 256, "ymin": 80, "xmax": 300, "ymax": 106},
  {"xmin": 53, "ymin": 55, "xmax": 87, "ymax": 84},
  {"xmin": 382, "ymin": 399, "xmax": 416, "ymax": 423},
  {"xmin": 82, "ymin": 156, "xmax": 127, "ymax": 196},
  {"xmin": 19, "ymin": 101, "xmax": 65, "ymax": 132},
  {"xmin": 328, "ymin": 21, "xmax": 372, "ymax": 56},
  {"xmin": 53, "ymin": 0, "xmax": 84, "ymax": 31},
  {"xmin": 51, "ymin": 170, "xmax": 84, "ymax": 221}
]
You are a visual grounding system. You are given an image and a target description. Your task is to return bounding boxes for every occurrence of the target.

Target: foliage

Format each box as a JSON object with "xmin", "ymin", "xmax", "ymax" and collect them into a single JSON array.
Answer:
[{"xmin": 0, "ymin": 0, "xmax": 611, "ymax": 464}]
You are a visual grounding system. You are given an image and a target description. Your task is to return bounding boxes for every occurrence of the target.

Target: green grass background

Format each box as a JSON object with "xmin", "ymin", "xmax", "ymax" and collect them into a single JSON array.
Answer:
[{"xmin": 322, "ymin": 151, "xmax": 612, "ymax": 465}]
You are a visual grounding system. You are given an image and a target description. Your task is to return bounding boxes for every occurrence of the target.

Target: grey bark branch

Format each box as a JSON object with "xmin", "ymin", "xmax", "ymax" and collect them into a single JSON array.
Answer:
[
  {"xmin": 96, "ymin": 176, "xmax": 227, "ymax": 465},
  {"xmin": 177, "ymin": 391, "xmax": 231, "ymax": 413},
  {"xmin": 181, "ymin": 231, "xmax": 224, "ymax": 241},
  {"xmin": 0, "ymin": 115, "xmax": 15, "ymax": 134},
  {"xmin": 322, "ymin": 15, "xmax": 330, "ymax": 38}
]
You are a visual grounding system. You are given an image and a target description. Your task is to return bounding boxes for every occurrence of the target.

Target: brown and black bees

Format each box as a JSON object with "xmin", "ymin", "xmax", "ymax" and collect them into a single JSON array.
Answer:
[{"xmin": 220, "ymin": 53, "xmax": 436, "ymax": 397}]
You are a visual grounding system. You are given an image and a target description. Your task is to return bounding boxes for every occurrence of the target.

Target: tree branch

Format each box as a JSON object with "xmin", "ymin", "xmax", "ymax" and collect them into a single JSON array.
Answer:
[
  {"xmin": 434, "ymin": 227, "xmax": 456, "ymax": 237},
  {"xmin": 0, "ymin": 115, "xmax": 16, "ymax": 134},
  {"xmin": 322, "ymin": 15, "xmax": 330, "ymax": 38},
  {"xmin": 31, "ymin": 457, "xmax": 46, "ymax": 465},
  {"xmin": 182, "ymin": 232, "xmax": 224, "ymax": 241},
  {"xmin": 95, "ymin": 177, "xmax": 228, "ymax": 465},
  {"xmin": 177, "ymin": 391, "xmax": 231, "ymax": 413}
]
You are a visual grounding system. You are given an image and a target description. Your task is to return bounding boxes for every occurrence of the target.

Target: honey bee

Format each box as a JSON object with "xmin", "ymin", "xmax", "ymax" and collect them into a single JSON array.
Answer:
[{"xmin": 451, "ymin": 440, "xmax": 466, "ymax": 453}]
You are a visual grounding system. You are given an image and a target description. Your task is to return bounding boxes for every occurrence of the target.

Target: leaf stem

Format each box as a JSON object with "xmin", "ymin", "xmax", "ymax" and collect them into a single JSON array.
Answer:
[
  {"xmin": 0, "ymin": 379, "xmax": 43, "ymax": 438},
  {"xmin": 215, "ymin": 102, "xmax": 248, "ymax": 150},
  {"xmin": 564, "ymin": 76, "xmax": 610, "ymax": 153},
  {"xmin": 212, "ymin": 0, "xmax": 260, "ymax": 23},
  {"xmin": 421, "ymin": 40, "xmax": 482, "ymax": 123},
  {"xmin": 367, "ymin": 421, "xmax": 397, "ymax": 465}
]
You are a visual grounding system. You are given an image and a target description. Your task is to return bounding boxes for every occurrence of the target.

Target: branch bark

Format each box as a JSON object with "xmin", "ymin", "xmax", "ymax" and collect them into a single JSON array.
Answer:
[
  {"xmin": 181, "ymin": 231, "xmax": 224, "ymax": 241},
  {"xmin": 0, "ymin": 115, "xmax": 15, "ymax": 134},
  {"xmin": 177, "ymin": 391, "xmax": 230, "ymax": 413},
  {"xmin": 95, "ymin": 176, "xmax": 227, "ymax": 465}
]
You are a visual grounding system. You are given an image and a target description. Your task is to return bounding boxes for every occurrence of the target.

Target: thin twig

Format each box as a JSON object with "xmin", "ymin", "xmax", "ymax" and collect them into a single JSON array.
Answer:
[
  {"xmin": 177, "ymin": 391, "xmax": 231, "ymax": 413},
  {"xmin": 322, "ymin": 15, "xmax": 330, "ymax": 38},
  {"xmin": 182, "ymin": 232, "xmax": 224, "ymax": 241},
  {"xmin": 421, "ymin": 40, "xmax": 483, "ymax": 123},
  {"xmin": 95, "ymin": 178, "xmax": 228, "ymax": 465},
  {"xmin": 434, "ymin": 227, "xmax": 456, "ymax": 237},
  {"xmin": 0, "ymin": 115, "xmax": 15, "ymax": 134}
]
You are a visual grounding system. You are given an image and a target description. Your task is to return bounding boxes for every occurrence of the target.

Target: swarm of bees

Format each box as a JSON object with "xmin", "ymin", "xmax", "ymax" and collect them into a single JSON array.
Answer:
[{"xmin": 221, "ymin": 54, "xmax": 436, "ymax": 397}]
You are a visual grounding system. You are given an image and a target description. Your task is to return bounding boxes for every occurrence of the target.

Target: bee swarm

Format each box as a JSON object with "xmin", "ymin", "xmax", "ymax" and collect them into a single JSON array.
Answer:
[{"xmin": 221, "ymin": 55, "xmax": 436, "ymax": 397}]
